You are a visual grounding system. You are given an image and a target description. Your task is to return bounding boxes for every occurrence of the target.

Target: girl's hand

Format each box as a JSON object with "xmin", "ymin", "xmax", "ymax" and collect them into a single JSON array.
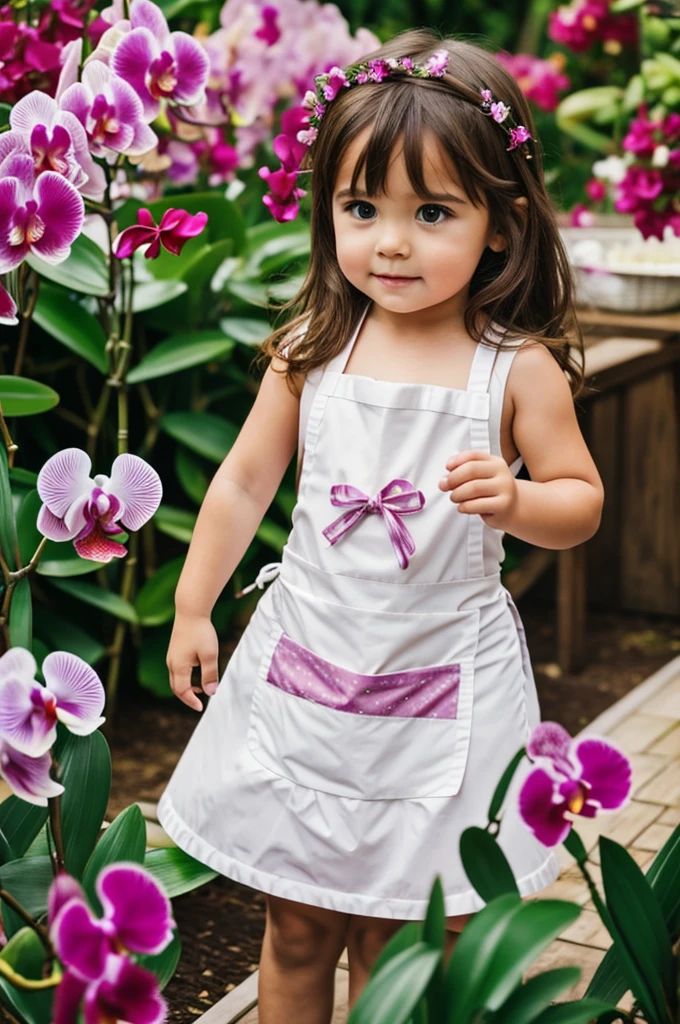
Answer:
[
  {"xmin": 166, "ymin": 612, "xmax": 220, "ymax": 712},
  {"xmin": 438, "ymin": 450, "xmax": 518, "ymax": 530}
]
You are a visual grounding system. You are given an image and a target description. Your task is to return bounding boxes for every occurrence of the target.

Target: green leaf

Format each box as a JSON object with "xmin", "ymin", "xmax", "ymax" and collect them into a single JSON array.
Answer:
[
  {"xmin": 0, "ymin": 926, "xmax": 54, "ymax": 1024},
  {"xmin": 175, "ymin": 445, "xmax": 209, "ymax": 504},
  {"xmin": 369, "ymin": 922, "xmax": 422, "ymax": 979},
  {"xmin": 0, "ymin": 797, "xmax": 48, "ymax": 864},
  {"xmin": 135, "ymin": 556, "xmax": 185, "ymax": 626},
  {"xmin": 27, "ymin": 232, "xmax": 110, "ymax": 296},
  {"xmin": 49, "ymin": 577, "xmax": 138, "ymax": 622},
  {"xmin": 138, "ymin": 626, "xmax": 172, "ymax": 698},
  {"xmin": 598, "ymin": 836, "xmax": 676, "ymax": 1022},
  {"xmin": 564, "ymin": 829, "xmax": 589, "ymax": 865},
  {"xmin": 256, "ymin": 517, "xmax": 288, "ymax": 553},
  {"xmin": 143, "ymin": 847, "xmax": 218, "ymax": 898},
  {"xmin": 181, "ymin": 238, "xmax": 235, "ymax": 290},
  {"xmin": 0, "ymin": 376, "xmax": 59, "ymax": 416},
  {"xmin": 610, "ymin": 0, "xmax": 643, "ymax": 10},
  {"xmin": 33, "ymin": 283, "xmax": 108, "ymax": 372},
  {"xmin": 348, "ymin": 943, "xmax": 441, "ymax": 1024},
  {"xmin": 127, "ymin": 331, "xmax": 235, "ymax": 383},
  {"xmin": 34, "ymin": 607, "xmax": 105, "ymax": 665},
  {"xmin": 55, "ymin": 729, "xmax": 112, "ymax": 879},
  {"xmin": 137, "ymin": 929, "xmax": 182, "ymax": 989},
  {"xmin": 496, "ymin": 967, "xmax": 582, "ymax": 1024},
  {"xmin": 219, "ymin": 316, "xmax": 271, "ymax": 346},
  {"xmin": 422, "ymin": 876, "xmax": 446, "ymax": 949},
  {"xmin": 0, "ymin": 445, "xmax": 18, "ymax": 572},
  {"xmin": 8, "ymin": 577, "xmax": 32, "ymax": 650},
  {"xmin": 0, "ymin": 854, "xmax": 53, "ymax": 918},
  {"xmin": 0, "ymin": 103, "xmax": 10, "ymax": 128},
  {"xmin": 532, "ymin": 1001, "xmax": 622, "ymax": 1023},
  {"xmin": 82, "ymin": 804, "xmax": 147, "ymax": 914},
  {"xmin": 132, "ymin": 279, "xmax": 187, "ymax": 312},
  {"xmin": 154, "ymin": 505, "xmax": 196, "ymax": 544},
  {"xmin": 16, "ymin": 488, "xmax": 42, "ymax": 566},
  {"xmin": 37, "ymin": 539, "xmax": 106, "ymax": 576},
  {"xmin": 459, "ymin": 826, "xmax": 520, "ymax": 902},
  {"xmin": 160, "ymin": 411, "xmax": 238, "ymax": 463},
  {"xmin": 488, "ymin": 747, "xmax": 526, "ymax": 823}
]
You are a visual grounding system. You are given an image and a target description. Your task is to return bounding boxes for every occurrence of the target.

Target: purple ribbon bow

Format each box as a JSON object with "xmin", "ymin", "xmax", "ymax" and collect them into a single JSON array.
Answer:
[{"xmin": 322, "ymin": 478, "xmax": 426, "ymax": 569}]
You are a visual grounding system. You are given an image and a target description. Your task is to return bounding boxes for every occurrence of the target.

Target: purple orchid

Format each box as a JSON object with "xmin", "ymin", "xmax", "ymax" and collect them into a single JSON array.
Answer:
[
  {"xmin": 110, "ymin": 0, "xmax": 209, "ymax": 121},
  {"xmin": 519, "ymin": 721, "xmax": 632, "ymax": 847},
  {"xmin": 50, "ymin": 863, "xmax": 174, "ymax": 1024},
  {"xmin": 0, "ymin": 646, "xmax": 105, "ymax": 758},
  {"xmin": 112, "ymin": 206, "xmax": 208, "ymax": 259},
  {"xmin": 0, "ymin": 735, "xmax": 64, "ymax": 806},
  {"xmin": 255, "ymin": 5, "xmax": 281, "ymax": 46},
  {"xmin": 37, "ymin": 448, "xmax": 163, "ymax": 563},
  {"xmin": 59, "ymin": 55, "xmax": 157, "ymax": 160},
  {"xmin": 0, "ymin": 91, "xmax": 106, "ymax": 201},
  {"xmin": 259, "ymin": 165, "xmax": 307, "ymax": 222},
  {"xmin": 0, "ymin": 278, "xmax": 17, "ymax": 324},
  {"xmin": 0, "ymin": 152, "xmax": 84, "ymax": 273}
]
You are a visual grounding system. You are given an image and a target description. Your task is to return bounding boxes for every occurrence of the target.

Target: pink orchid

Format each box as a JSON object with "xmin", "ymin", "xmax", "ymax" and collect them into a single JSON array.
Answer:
[
  {"xmin": 112, "ymin": 206, "xmax": 208, "ymax": 259},
  {"xmin": 0, "ymin": 152, "xmax": 84, "ymax": 273},
  {"xmin": 586, "ymin": 177, "xmax": 607, "ymax": 201},
  {"xmin": 519, "ymin": 721, "xmax": 632, "ymax": 847},
  {"xmin": 59, "ymin": 56, "xmax": 157, "ymax": 160},
  {"xmin": 208, "ymin": 138, "xmax": 240, "ymax": 187},
  {"xmin": 255, "ymin": 5, "xmax": 281, "ymax": 46},
  {"xmin": 570, "ymin": 202, "xmax": 595, "ymax": 227},
  {"xmin": 0, "ymin": 91, "xmax": 106, "ymax": 201},
  {"xmin": 0, "ymin": 735, "xmax": 64, "ymax": 806},
  {"xmin": 0, "ymin": 278, "xmax": 17, "ymax": 324},
  {"xmin": 37, "ymin": 448, "xmax": 163, "ymax": 563},
  {"xmin": 0, "ymin": 647, "xmax": 105, "ymax": 758},
  {"xmin": 259, "ymin": 165, "xmax": 307, "ymax": 222},
  {"xmin": 0, "ymin": 14, "xmax": 62, "ymax": 105},
  {"xmin": 495, "ymin": 52, "xmax": 570, "ymax": 113},
  {"xmin": 50, "ymin": 864, "xmax": 174, "ymax": 1024},
  {"xmin": 110, "ymin": 0, "xmax": 210, "ymax": 121}
]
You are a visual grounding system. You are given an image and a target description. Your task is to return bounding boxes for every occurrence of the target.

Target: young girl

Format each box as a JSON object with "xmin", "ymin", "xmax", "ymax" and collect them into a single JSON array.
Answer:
[{"xmin": 158, "ymin": 27, "xmax": 604, "ymax": 1022}]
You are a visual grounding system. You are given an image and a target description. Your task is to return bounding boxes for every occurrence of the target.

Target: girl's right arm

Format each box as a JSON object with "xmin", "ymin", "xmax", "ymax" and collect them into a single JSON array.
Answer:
[{"xmin": 166, "ymin": 352, "xmax": 302, "ymax": 710}]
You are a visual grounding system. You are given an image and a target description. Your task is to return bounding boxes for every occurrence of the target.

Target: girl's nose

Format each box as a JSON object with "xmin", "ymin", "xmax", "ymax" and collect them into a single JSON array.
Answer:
[{"xmin": 376, "ymin": 229, "xmax": 411, "ymax": 259}]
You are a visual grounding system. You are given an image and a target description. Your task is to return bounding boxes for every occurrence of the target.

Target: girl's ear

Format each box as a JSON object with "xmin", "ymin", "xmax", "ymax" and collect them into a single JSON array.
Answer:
[{"xmin": 488, "ymin": 196, "xmax": 528, "ymax": 253}]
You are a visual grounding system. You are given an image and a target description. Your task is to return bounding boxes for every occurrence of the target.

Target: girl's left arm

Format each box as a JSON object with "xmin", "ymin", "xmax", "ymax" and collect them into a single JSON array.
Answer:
[{"xmin": 439, "ymin": 342, "xmax": 604, "ymax": 549}]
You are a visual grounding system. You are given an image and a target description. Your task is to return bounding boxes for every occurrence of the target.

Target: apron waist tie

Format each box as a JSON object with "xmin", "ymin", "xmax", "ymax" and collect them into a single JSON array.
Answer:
[{"xmin": 235, "ymin": 561, "xmax": 282, "ymax": 598}]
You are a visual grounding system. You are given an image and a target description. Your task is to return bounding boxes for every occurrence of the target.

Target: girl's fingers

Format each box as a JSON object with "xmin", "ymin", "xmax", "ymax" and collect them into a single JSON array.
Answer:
[
  {"xmin": 449, "ymin": 480, "xmax": 497, "ymax": 503},
  {"xmin": 200, "ymin": 652, "xmax": 220, "ymax": 696},
  {"xmin": 439, "ymin": 461, "xmax": 496, "ymax": 491},
  {"xmin": 169, "ymin": 666, "xmax": 204, "ymax": 711}
]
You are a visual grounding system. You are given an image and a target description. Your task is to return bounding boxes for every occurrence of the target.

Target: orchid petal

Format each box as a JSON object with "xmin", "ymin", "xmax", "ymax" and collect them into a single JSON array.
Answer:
[
  {"xmin": 53, "ymin": 900, "xmax": 110, "ymax": 980},
  {"xmin": 574, "ymin": 738, "xmax": 632, "ymax": 811},
  {"xmin": 97, "ymin": 863, "xmax": 175, "ymax": 954},
  {"xmin": 0, "ymin": 280, "xmax": 17, "ymax": 325},
  {"xmin": 55, "ymin": 38, "xmax": 83, "ymax": 103},
  {"xmin": 64, "ymin": 494, "xmax": 89, "ymax": 536},
  {"xmin": 0, "ymin": 739, "xmax": 64, "ymax": 806},
  {"xmin": 0, "ymin": 177, "xmax": 27, "ymax": 274},
  {"xmin": 111, "ymin": 28, "xmax": 158, "ymax": 121},
  {"xmin": 0, "ymin": 130, "xmax": 26, "ymax": 168},
  {"xmin": 518, "ymin": 766, "xmax": 572, "ymax": 847},
  {"xmin": 130, "ymin": 0, "xmax": 170, "ymax": 44},
  {"xmin": 526, "ymin": 721, "xmax": 572, "ymax": 763},
  {"xmin": 37, "ymin": 502, "xmax": 79, "ymax": 541},
  {"xmin": 109, "ymin": 453, "xmax": 162, "ymax": 531},
  {"xmin": 56, "ymin": 82, "xmax": 91, "ymax": 129},
  {"xmin": 37, "ymin": 448, "xmax": 93, "ymax": 517},
  {"xmin": 0, "ymin": 646, "xmax": 37, "ymax": 684},
  {"xmin": 112, "ymin": 222, "xmax": 157, "ymax": 258},
  {"xmin": 86, "ymin": 955, "xmax": 167, "ymax": 1024},
  {"xmin": 0, "ymin": 676, "xmax": 56, "ymax": 756},
  {"xmin": 48, "ymin": 872, "xmax": 87, "ymax": 926},
  {"xmin": 59, "ymin": 109, "xmax": 107, "ymax": 201},
  {"xmin": 74, "ymin": 530, "xmax": 128, "ymax": 562},
  {"xmin": 52, "ymin": 967, "xmax": 88, "ymax": 1024},
  {"xmin": 32, "ymin": 171, "xmax": 84, "ymax": 263},
  {"xmin": 42, "ymin": 651, "xmax": 105, "ymax": 730},
  {"xmin": 170, "ymin": 31, "xmax": 209, "ymax": 105},
  {"xmin": 11, "ymin": 91, "xmax": 57, "ymax": 134}
]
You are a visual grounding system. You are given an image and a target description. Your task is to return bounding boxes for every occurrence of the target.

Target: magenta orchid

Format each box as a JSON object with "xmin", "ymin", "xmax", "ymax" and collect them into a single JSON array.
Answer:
[
  {"xmin": 519, "ymin": 721, "xmax": 632, "ymax": 847},
  {"xmin": 494, "ymin": 52, "xmax": 570, "ymax": 113},
  {"xmin": 112, "ymin": 206, "xmax": 208, "ymax": 258},
  {"xmin": 59, "ymin": 52, "xmax": 158, "ymax": 160},
  {"xmin": 0, "ymin": 152, "xmax": 84, "ymax": 273},
  {"xmin": 0, "ymin": 735, "xmax": 64, "ymax": 806},
  {"xmin": 110, "ymin": 0, "xmax": 210, "ymax": 121},
  {"xmin": 0, "ymin": 278, "xmax": 17, "ymax": 324},
  {"xmin": 37, "ymin": 448, "xmax": 163, "ymax": 563},
  {"xmin": 49, "ymin": 863, "xmax": 175, "ymax": 1024},
  {"xmin": 0, "ymin": 646, "xmax": 105, "ymax": 758},
  {"xmin": 258, "ymin": 165, "xmax": 307, "ymax": 222}
]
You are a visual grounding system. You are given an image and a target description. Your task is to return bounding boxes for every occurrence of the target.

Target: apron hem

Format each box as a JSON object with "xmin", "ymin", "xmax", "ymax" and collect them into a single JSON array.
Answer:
[{"xmin": 157, "ymin": 794, "xmax": 561, "ymax": 920}]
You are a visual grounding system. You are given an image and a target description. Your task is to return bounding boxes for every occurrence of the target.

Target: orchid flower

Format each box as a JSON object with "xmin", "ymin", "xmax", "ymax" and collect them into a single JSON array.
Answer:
[
  {"xmin": 519, "ymin": 721, "xmax": 632, "ymax": 847},
  {"xmin": 0, "ymin": 736, "xmax": 64, "ymax": 806},
  {"xmin": 49, "ymin": 864, "xmax": 174, "ymax": 1024},
  {"xmin": 0, "ymin": 647, "xmax": 105, "ymax": 758},
  {"xmin": 0, "ymin": 278, "xmax": 17, "ymax": 324},
  {"xmin": 258, "ymin": 165, "xmax": 306, "ymax": 223},
  {"xmin": 0, "ymin": 91, "xmax": 106, "ymax": 201},
  {"xmin": 0, "ymin": 152, "xmax": 84, "ymax": 273},
  {"xmin": 112, "ymin": 206, "xmax": 208, "ymax": 259},
  {"xmin": 37, "ymin": 448, "xmax": 163, "ymax": 563},
  {"xmin": 110, "ymin": 0, "xmax": 210, "ymax": 121}
]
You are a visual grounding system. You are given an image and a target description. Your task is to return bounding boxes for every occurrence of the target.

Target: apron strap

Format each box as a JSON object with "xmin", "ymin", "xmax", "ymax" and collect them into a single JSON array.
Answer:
[
  {"xmin": 466, "ymin": 323, "xmax": 505, "ymax": 394},
  {"xmin": 324, "ymin": 302, "xmax": 372, "ymax": 375}
]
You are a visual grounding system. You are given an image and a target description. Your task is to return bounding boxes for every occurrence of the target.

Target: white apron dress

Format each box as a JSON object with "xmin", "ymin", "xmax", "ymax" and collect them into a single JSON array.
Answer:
[{"xmin": 157, "ymin": 302, "xmax": 560, "ymax": 919}]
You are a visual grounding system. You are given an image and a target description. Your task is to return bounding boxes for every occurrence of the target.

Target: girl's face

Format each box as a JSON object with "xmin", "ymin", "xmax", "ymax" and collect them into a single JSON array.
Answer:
[{"xmin": 332, "ymin": 127, "xmax": 507, "ymax": 321}]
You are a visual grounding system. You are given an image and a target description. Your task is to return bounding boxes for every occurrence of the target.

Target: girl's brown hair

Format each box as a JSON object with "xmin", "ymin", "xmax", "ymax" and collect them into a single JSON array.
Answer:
[{"xmin": 257, "ymin": 28, "xmax": 584, "ymax": 397}]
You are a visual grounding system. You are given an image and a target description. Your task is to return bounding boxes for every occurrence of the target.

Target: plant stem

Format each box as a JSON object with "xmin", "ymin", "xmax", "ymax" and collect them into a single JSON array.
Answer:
[
  {"xmin": 0, "ymin": 959, "xmax": 61, "ymax": 991},
  {"xmin": 48, "ymin": 793, "xmax": 66, "ymax": 874},
  {"xmin": 103, "ymin": 531, "xmax": 139, "ymax": 729},
  {"xmin": 13, "ymin": 269, "xmax": 39, "ymax": 377},
  {"xmin": 0, "ymin": 889, "xmax": 53, "ymax": 957}
]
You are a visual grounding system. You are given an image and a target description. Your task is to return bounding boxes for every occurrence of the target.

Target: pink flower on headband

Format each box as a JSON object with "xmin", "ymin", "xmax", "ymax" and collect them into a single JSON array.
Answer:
[
  {"xmin": 491, "ymin": 101, "xmax": 510, "ymax": 123},
  {"xmin": 426, "ymin": 50, "xmax": 448, "ymax": 76},
  {"xmin": 322, "ymin": 67, "xmax": 350, "ymax": 101},
  {"xmin": 508, "ymin": 125, "xmax": 532, "ymax": 150}
]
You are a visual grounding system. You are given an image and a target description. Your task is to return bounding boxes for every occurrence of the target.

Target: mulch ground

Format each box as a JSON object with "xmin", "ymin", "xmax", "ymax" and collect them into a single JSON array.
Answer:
[{"xmin": 106, "ymin": 590, "xmax": 680, "ymax": 1020}]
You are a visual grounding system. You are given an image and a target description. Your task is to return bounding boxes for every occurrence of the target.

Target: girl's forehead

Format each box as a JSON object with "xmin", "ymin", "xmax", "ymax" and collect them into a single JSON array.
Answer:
[{"xmin": 334, "ymin": 128, "xmax": 464, "ymax": 197}]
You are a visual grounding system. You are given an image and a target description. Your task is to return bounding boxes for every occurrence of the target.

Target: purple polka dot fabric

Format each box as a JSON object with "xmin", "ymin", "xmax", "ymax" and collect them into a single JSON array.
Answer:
[{"xmin": 267, "ymin": 633, "xmax": 461, "ymax": 719}]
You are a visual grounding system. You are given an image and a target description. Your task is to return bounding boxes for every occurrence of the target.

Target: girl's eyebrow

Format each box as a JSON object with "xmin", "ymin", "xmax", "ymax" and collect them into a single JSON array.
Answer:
[{"xmin": 335, "ymin": 187, "xmax": 467, "ymax": 205}]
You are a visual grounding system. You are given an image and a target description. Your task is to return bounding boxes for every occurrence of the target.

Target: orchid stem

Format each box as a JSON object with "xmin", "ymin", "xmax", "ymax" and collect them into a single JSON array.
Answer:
[
  {"xmin": 0, "ymin": 889, "xmax": 53, "ymax": 957},
  {"xmin": 0, "ymin": 959, "xmax": 61, "ymax": 991},
  {"xmin": 48, "ymin": 795, "xmax": 66, "ymax": 874},
  {"xmin": 103, "ymin": 531, "xmax": 138, "ymax": 731},
  {"xmin": 7, "ymin": 537, "xmax": 48, "ymax": 584},
  {"xmin": 13, "ymin": 269, "xmax": 39, "ymax": 378}
]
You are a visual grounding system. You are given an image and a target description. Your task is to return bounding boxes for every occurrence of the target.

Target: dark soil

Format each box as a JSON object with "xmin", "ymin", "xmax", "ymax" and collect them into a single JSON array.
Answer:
[{"xmin": 107, "ymin": 591, "xmax": 680, "ymax": 1020}]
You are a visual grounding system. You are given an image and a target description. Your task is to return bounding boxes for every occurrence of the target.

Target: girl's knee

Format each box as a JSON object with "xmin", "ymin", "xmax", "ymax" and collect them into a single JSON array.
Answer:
[
  {"xmin": 446, "ymin": 911, "xmax": 475, "ymax": 934},
  {"xmin": 347, "ymin": 916, "xmax": 405, "ymax": 973},
  {"xmin": 265, "ymin": 896, "xmax": 348, "ymax": 970}
]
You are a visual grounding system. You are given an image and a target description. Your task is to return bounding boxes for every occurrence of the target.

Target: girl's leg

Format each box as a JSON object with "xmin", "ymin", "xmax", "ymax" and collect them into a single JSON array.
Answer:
[{"xmin": 258, "ymin": 894, "xmax": 349, "ymax": 1024}]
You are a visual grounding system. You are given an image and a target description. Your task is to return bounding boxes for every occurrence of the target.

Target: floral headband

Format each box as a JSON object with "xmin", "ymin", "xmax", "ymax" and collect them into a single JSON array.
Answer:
[{"xmin": 258, "ymin": 49, "xmax": 533, "ymax": 222}]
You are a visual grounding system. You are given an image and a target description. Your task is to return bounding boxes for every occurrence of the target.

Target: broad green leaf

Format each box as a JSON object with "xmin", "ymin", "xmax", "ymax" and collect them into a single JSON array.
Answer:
[
  {"xmin": 144, "ymin": 847, "xmax": 218, "ymax": 898},
  {"xmin": 226, "ymin": 278, "xmax": 270, "ymax": 308},
  {"xmin": 0, "ymin": 446, "xmax": 18, "ymax": 571},
  {"xmin": 219, "ymin": 316, "xmax": 271, "ymax": 346},
  {"xmin": 33, "ymin": 284, "xmax": 108, "ymax": 372},
  {"xmin": 257, "ymin": 517, "xmax": 288, "ymax": 553},
  {"xmin": 27, "ymin": 233, "xmax": 109, "ymax": 296},
  {"xmin": 0, "ymin": 797, "xmax": 48, "ymax": 863},
  {"xmin": 34, "ymin": 607, "xmax": 105, "ymax": 665},
  {"xmin": 137, "ymin": 929, "xmax": 182, "ymax": 989},
  {"xmin": 422, "ymin": 877, "xmax": 447, "ymax": 1022},
  {"xmin": 8, "ymin": 577, "xmax": 32, "ymax": 649},
  {"xmin": 132, "ymin": 279, "xmax": 187, "ymax": 312},
  {"xmin": 138, "ymin": 626, "xmax": 172, "ymax": 698},
  {"xmin": 0, "ymin": 926, "xmax": 54, "ymax": 1024},
  {"xmin": 369, "ymin": 922, "xmax": 422, "ymax": 980},
  {"xmin": 181, "ymin": 238, "xmax": 234, "ymax": 291},
  {"xmin": 488, "ymin": 747, "xmax": 526, "ymax": 823},
  {"xmin": 459, "ymin": 826, "xmax": 520, "ymax": 901},
  {"xmin": 348, "ymin": 943, "xmax": 441, "ymax": 1024},
  {"xmin": 9, "ymin": 466, "xmax": 39, "ymax": 490},
  {"xmin": 422, "ymin": 876, "xmax": 446, "ymax": 949},
  {"xmin": 127, "ymin": 331, "xmax": 235, "ymax": 383},
  {"xmin": 160, "ymin": 411, "xmax": 238, "ymax": 463},
  {"xmin": 556, "ymin": 87, "xmax": 624, "ymax": 121},
  {"xmin": 532, "ymin": 1001, "xmax": 622, "ymax": 1023},
  {"xmin": 496, "ymin": 967, "xmax": 582, "ymax": 1024},
  {"xmin": 175, "ymin": 445, "xmax": 209, "ymax": 504},
  {"xmin": 154, "ymin": 505, "xmax": 196, "ymax": 544},
  {"xmin": 82, "ymin": 804, "xmax": 146, "ymax": 913},
  {"xmin": 49, "ymin": 577, "xmax": 138, "ymax": 622},
  {"xmin": 610, "ymin": 0, "xmax": 643, "ymax": 10},
  {"xmin": 37, "ymin": 539, "xmax": 106, "ymax": 576},
  {"xmin": 0, "ymin": 854, "xmax": 53, "ymax": 918},
  {"xmin": 598, "ymin": 836, "xmax": 676, "ymax": 1022},
  {"xmin": 240, "ymin": 228, "xmax": 310, "ymax": 279},
  {"xmin": 16, "ymin": 488, "xmax": 42, "ymax": 566},
  {"xmin": 135, "ymin": 556, "xmax": 185, "ymax": 626},
  {"xmin": 55, "ymin": 729, "xmax": 112, "ymax": 879},
  {"xmin": 0, "ymin": 376, "xmax": 59, "ymax": 416}
]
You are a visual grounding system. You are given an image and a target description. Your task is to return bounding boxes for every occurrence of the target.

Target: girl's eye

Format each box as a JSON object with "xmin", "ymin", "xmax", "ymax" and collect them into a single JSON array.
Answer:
[
  {"xmin": 418, "ymin": 204, "xmax": 452, "ymax": 225},
  {"xmin": 343, "ymin": 201, "xmax": 452, "ymax": 225},
  {"xmin": 345, "ymin": 201, "xmax": 376, "ymax": 220}
]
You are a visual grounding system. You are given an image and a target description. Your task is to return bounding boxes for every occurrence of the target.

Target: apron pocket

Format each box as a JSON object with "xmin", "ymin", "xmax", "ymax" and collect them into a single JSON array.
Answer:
[{"xmin": 246, "ymin": 584, "xmax": 480, "ymax": 800}]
